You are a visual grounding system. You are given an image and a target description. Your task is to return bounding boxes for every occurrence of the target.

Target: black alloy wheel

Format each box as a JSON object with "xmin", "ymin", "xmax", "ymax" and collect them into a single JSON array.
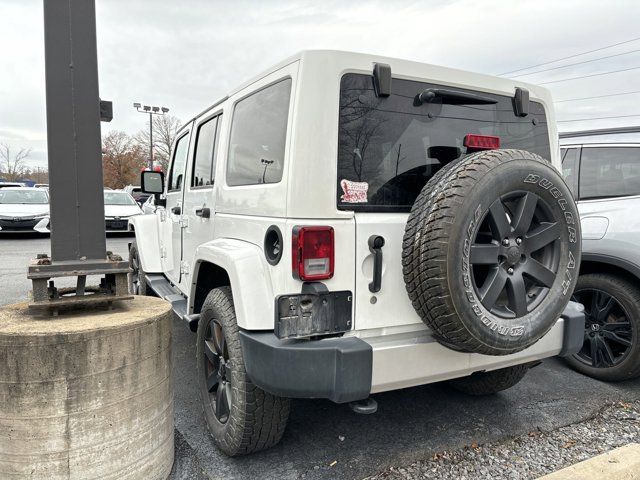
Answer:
[
  {"xmin": 203, "ymin": 318, "xmax": 233, "ymax": 423},
  {"xmin": 129, "ymin": 251, "xmax": 142, "ymax": 295},
  {"xmin": 572, "ymin": 288, "xmax": 633, "ymax": 368},
  {"xmin": 469, "ymin": 191, "xmax": 562, "ymax": 319}
]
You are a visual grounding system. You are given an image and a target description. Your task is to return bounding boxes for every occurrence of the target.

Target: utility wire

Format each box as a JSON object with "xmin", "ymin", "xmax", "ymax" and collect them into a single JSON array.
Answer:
[
  {"xmin": 555, "ymin": 90, "xmax": 640, "ymax": 103},
  {"xmin": 498, "ymin": 36, "xmax": 640, "ymax": 75},
  {"xmin": 538, "ymin": 65, "xmax": 640, "ymax": 84},
  {"xmin": 557, "ymin": 114, "xmax": 640, "ymax": 123},
  {"xmin": 510, "ymin": 49, "xmax": 640, "ymax": 78}
]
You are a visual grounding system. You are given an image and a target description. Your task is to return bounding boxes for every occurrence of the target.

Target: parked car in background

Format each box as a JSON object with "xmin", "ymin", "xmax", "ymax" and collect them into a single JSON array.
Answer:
[
  {"xmin": 0, "ymin": 187, "xmax": 50, "ymax": 233},
  {"xmin": 103, "ymin": 190, "xmax": 143, "ymax": 233},
  {"xmin": 124, "ymin": 184, "xmax": 150, "ymax": 206},
  {"xmin": 560, "ymin": 126, "xmax": 640, "ymax": 381}
]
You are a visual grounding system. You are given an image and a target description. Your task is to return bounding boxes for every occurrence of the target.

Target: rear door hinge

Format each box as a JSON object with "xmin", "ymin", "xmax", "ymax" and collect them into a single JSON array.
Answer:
[
  {"xmin": 160, "ymin": 245, "xmax": 167, "ymax": 259},
  {"xmin": 180, "ymin": 261, "xmax": 190, "ymax": 276}
]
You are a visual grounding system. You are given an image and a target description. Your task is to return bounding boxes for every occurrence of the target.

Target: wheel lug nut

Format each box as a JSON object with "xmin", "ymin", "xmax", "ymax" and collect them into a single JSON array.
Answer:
[
  {"xmin": 507, "ymin": 267, "xmax": 514, "ymax": 275},
  {"xmin": 502, "ymin": 238, "xmax": 510, "ymax": 246},
  {"xmin": 516, "ymin": 237, "xmax": 522, "ymax": 245}
]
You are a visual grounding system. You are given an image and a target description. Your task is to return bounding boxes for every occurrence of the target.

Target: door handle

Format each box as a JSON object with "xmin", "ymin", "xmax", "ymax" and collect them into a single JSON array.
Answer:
[
  {"xmin": 195, "ymin": 207, "xmax": 210, "ymax": 218},
  {"xmin": 171, "ymin": 206, "xmax": 181, "ymax": 215},
  {"xmin": 368, "ymin": 235, "xmax": 385, "ymax": 293}
]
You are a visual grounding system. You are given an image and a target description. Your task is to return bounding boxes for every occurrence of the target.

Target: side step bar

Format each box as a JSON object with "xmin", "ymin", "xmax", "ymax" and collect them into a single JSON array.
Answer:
[{"xmin": 144, "ymin": 274, "xmax": 200, "ymax": 332}]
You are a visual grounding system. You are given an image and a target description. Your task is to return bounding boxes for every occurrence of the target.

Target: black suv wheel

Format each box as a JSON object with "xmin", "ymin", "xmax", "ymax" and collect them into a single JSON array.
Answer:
[
  {"xmin": 196, "ymin": 287, "xmax": 290, "ymax": 456},
  {"xmin": 565, "ymin": 273, "xmax": 640, "ymax": 381}
]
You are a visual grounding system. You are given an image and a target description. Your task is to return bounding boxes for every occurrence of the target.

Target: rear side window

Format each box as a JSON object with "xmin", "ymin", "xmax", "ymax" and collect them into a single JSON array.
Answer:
[
  {"xmin": 168, "ymin": 133, "xmax": 190, "ymax": 192},
  {"xmin": 191, "ymin": 115, "xmax": 222, "ymax": 188},
  {"xmin": 561, "ymin": 147, "xmax": 580, "ymax": 198},
  {"xmin": 337, "ymin": 73, "xmax": 551, "ymax": 211},
  {"xmin": 580, "ymin": 147, "xmax": 640, "ymax": 200},
  {"xmin": 227, "ymin": 79, "xmax": 292, "ymax": 186}
]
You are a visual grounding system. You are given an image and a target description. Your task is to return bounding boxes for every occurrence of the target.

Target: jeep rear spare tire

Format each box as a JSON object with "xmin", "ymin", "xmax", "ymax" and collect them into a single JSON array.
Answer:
[{"xmin": 403, "ymin": 149, "xmax": 581, "ymax": 355}]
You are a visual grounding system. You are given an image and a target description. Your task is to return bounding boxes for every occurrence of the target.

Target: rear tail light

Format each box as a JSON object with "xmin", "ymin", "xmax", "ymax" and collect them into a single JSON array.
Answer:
[
  {"xmin": 464, "ymin": 134, "xmax": 500, "ymax": 151},
  {"xmin": 292, "ymin": 226, "xmax": 334, "ymax": 281}
]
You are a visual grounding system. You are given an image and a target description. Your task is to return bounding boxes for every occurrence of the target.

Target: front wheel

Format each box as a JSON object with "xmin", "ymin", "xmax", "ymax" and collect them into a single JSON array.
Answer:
[
  {"xmin": 128, "ymin": 241, "xmax": 151, "ymax": 296},
  {"xmin": 564, "ymin": 274, "xmax": 640, "ymax": 381},
  {"xmin": 196, "ymin": 287, "xmax": 290, "ymax": 456}
]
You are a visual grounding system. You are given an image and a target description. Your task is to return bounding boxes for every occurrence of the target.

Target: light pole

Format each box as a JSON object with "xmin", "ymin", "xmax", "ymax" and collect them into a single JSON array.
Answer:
[{"xmin": 133, "ymin": 103, "xmax": 169, "ymax": 169}]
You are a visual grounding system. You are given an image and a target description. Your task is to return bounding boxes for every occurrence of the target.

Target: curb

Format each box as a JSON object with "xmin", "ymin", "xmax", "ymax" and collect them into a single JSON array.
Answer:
[{"xmin": 537, "ymin": 443, "xmax": 640, "ymax": 480}]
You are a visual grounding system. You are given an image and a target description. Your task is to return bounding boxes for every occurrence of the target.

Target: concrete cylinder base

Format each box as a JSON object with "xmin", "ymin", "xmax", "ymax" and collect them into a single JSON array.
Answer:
[{"xmin": 0, "ymin": 297, "xmax": 174, "ymax": 479}]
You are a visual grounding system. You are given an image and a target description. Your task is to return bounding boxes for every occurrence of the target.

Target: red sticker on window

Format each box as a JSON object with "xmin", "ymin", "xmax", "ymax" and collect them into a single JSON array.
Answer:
[{"xmin": 340, "ymin": 179, "xmax": 368, "ymax": 203}]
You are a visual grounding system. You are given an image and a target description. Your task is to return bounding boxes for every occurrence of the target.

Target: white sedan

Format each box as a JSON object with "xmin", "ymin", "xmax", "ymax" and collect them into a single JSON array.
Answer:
[
  {"xmin": 0, "ymin": 187, "xmax": 50, "ymax": 233},
  {"xmin": 104, "ymin": 190, "xmax": 143, "ymax": 232}
]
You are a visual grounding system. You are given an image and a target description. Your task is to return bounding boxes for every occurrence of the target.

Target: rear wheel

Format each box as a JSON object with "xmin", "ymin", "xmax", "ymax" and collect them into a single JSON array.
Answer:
[
  {"xmin": 448, "ymin": 365, "xmax": 530, "ymax": 395},
  {"xmin": 564, "ymin": 274, "xmax": 640, "ymax": 381},
  {"xmin": 196, "ymin": 287, "xmax": 290, "ymax": 456}
]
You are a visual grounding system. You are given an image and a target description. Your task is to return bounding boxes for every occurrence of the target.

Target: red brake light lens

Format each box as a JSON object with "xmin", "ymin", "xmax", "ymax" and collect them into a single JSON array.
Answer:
[
  {"xmin": 292, "ymin": 226, "xmax": 334, "ymax": 281},
  {"xmin": 464, "ymin": 134, "xmax": 500, "ymax": 151}
]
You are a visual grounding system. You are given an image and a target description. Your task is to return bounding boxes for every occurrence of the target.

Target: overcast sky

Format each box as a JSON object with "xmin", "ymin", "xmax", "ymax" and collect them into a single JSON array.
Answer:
[{"xmin": 2, "ymin": 0, "xmax": 640, "ymax": 168}]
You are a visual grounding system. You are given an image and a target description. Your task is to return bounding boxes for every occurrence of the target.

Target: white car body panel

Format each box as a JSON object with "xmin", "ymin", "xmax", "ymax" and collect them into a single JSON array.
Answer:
[
  {"xmin": 104, "ymin": 204, "xmax": 143, "ymax": 218},
  {"xmin": 192, "ymin": 239, "xmax": 274, "ymax": 330},
  {"xmin": 0, "ymin": 203, "xmax": 49, "ymax": 217},
  {"xmin": 129, "ymin": 214, "xmax": 163, "ymax": 273}
]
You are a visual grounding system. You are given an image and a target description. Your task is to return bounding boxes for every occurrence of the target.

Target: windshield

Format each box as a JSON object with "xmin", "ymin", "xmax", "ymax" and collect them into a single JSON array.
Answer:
[
  {"xmin": 337, "ymin": 73, "xmax": 551, "ymax": 211},
  {"xmin": 104, "ymin": 192, "xmax": 136, "ymax": 205},
  {"xmin": 0, "ymin": 189, "xmax": 48, "ymax": 204}
]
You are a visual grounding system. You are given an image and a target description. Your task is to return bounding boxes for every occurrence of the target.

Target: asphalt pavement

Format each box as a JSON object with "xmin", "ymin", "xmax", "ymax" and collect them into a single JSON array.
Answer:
[{"xmin": 1, "ymin": 235, "xmax": 639, "ymax": 480}]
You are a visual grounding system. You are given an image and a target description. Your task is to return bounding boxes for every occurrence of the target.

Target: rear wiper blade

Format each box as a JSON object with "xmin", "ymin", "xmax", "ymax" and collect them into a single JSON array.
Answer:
[{"xmin": 416, "ymin": 88, "xmax": 498, "ymax": 106}]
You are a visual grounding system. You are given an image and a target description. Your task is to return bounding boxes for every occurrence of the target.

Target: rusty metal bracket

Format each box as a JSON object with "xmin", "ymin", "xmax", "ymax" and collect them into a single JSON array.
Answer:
[{"xmin": 27, "ymin": 252, "xmax": 132, "ymax": 314}]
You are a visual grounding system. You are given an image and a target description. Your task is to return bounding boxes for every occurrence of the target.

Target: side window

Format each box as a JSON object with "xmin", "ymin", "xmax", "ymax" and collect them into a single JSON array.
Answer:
[
  {"xmin": 561, "ymin": 147, "xmax": 580, "ymax": 199},
  {"xmin": 580, "ymin": 147, "xmax": 640, "ymax": 200},
  {"xmin": 191, "ymin": 115, "xmax": 222, "ymax": 188},
  {"xmin": 168, "ymin": 133, "xmax": 190, "ymax": 192},
  {"xmin": 226, "ymin": 79, "xmax": 292, "ymax": 186}
]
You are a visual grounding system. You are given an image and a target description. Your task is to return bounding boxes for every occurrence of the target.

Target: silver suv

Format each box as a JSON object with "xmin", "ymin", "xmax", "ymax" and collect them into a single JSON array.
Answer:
[{"xmin": 561, "ymin": 127, "xmax": 640, "ymax": 381}]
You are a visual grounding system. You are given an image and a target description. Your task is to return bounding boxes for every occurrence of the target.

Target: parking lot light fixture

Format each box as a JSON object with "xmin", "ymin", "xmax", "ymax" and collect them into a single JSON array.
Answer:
[{"xmin": 134, "ymin": 102, "xmax": 171, "ymax": 169}]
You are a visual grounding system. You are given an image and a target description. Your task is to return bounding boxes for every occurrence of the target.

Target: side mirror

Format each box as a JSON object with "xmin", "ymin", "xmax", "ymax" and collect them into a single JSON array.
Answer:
[{"xmin": 141, "ymin": 170, "xmax": 164, "ymax": 194}]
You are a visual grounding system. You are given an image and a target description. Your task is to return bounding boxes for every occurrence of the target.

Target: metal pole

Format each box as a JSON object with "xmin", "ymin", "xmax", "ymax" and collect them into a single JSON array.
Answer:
[
  {"xmin": 149, "ymin": 112, "xmax": 154, "ymax": 169},
  {"xmin": 43, "ymin": 0, "xmax": 106, "ymax": 261},
  {"xmin": 30, "ymin": 0, "xmax": 131, "ymax": 311}
]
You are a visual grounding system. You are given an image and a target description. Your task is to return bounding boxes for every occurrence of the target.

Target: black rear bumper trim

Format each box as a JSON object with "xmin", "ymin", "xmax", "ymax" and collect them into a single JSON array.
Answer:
[
  {"xmin": 558, "ymin": 300, "xmax": 586, "ymax": 357},
  {"xmin": 238, "ymin": 331, "xmax": 372, "ymax": 403}
]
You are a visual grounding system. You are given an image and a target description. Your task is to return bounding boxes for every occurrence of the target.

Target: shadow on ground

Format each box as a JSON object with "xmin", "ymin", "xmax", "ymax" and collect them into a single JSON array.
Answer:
[{"xmin": 168, "ymin": 318, "xmax": 640, "ymax": 480}]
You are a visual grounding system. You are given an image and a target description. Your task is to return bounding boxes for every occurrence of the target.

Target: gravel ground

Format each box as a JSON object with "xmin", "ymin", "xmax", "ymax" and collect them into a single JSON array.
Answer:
[{"xmin": 366, "ymin": 400, "xmax": 640, "ymax": 480}]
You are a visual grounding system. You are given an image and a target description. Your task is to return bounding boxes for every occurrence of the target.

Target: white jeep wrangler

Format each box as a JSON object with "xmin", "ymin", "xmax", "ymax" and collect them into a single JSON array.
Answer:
[{"xmin": 130, "ymin": 50, "xmax": 584, "ymax": 456}]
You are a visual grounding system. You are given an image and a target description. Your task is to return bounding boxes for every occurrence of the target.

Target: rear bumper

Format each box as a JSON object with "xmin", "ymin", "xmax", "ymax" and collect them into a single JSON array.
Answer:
[{"xmin": 239, "ymin": 301, "xmax": 585, "ymax": 403}]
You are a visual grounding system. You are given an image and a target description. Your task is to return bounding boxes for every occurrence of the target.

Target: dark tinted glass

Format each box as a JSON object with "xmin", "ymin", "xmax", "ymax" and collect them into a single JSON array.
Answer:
[
  {"xmin": 227, "ymin": 79, "xmax": 291, "ymax": 186},
  {"xmin": 561, "ymin": 148, "xmax": 580, "ymax": 199},
  {"xmin": 191, "ymin": 116, "xmax": 219, "ymax": 188},
  {"xmin": 168, "ymin": 133, "xmax": 190, "ymax": 192},
  {"xmin": 337, "ymin": 74, "xmax": 550, "ymax": 211},
  {"xmin": 580, "ymin": 147, "xmax": 640, "ymax": 200}
]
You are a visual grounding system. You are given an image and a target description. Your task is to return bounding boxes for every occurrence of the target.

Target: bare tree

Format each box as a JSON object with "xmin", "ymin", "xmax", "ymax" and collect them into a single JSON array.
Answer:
[
  {"xmin": 0, "ymin": 142, "xmax": 31, "ymax": 181},
  {"xmin": 134, "ymin": 114, "xmax": 182, "ymax": 172},
  {"xmin": 102, "ymin": 131, "xmax": 146, "ymax": 189}
]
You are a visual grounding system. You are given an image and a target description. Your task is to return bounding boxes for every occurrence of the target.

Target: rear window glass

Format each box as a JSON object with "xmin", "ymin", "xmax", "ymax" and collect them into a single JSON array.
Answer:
[
  {"xmin": 579, "ymin": 147, "xmax": 640, "ymax": 200},
  {"xmin": 227, "ymin": 79, "xmax": 291, "ymax": 186},
  {"xmin": 337, "ymin": 73, "xmax": 551, "ymax": 211},
  {"xmin": 561, "ymin": 147, "xmax": 580, "ymax": 199}
]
